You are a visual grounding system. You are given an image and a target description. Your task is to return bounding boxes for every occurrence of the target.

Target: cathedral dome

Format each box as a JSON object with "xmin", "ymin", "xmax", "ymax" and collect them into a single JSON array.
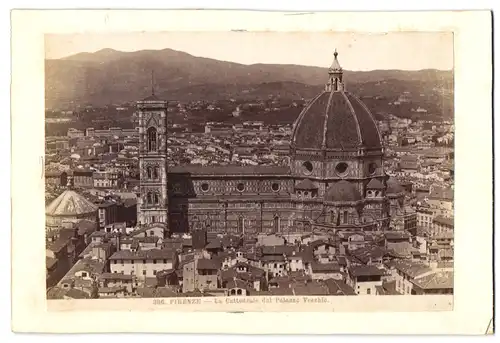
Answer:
[
  {"xmin": 291, "ymin": 51, "xmax": 381, "ymax": 152},
  {"xmin": 325, "ymin": 180, "xmax": 362, "ymax": 203},
  {"xmin": 46, "ymin": 190, "xmax": 98, "ymax": 217},
  {"xmin": 386, "ymin": 176, "xmax": 404, "ymax": 195}
]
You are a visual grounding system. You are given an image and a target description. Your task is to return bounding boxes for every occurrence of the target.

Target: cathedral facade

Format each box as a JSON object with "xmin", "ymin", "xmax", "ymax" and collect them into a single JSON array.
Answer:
[{"xmin": 137, "ymin": 52, "xmax": 403, "ymax": 235}]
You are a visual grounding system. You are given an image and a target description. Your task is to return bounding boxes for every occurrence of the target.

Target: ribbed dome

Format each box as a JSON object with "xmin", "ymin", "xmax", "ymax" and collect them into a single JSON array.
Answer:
[
  {"xmin": 325, "ymin": 181, "xmax": 362, "ymax": 202},
  {"xmin": 386, "ymin": 177, "xmax": 404, "ymax": 195},
  {"xmin": 291, "ymin": 51, "xmax": 381, "ymax": 152},
  {"xmin": 46, "ymin": 190, "xmax": 98, "ymax": 217},
  {"xmin": 291, "ymin": 91, "xmax": 381, "ymax": 151}
]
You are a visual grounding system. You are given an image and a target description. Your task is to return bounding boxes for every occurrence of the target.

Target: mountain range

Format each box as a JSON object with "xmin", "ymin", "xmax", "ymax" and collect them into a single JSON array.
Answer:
[{"xmin": 45, "ymin": 48, "xmax": 453, "ymax": 109}]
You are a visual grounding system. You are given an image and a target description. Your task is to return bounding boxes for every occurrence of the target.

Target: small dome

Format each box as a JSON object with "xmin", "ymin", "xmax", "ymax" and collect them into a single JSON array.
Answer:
[
  {"xmin": 325, "ymin": 181, "xmax": 361, "ymax": 202},
  {"xmin": 46, "ymin": 190, "xmax": 98, "ymax": 217},
  {"xmin": 386, "ymin": 177, "xmax": 404, "ymax": 195},
  {"xmin": 366, "ymin": 178, "xmax": 385, "ymax": 189}
]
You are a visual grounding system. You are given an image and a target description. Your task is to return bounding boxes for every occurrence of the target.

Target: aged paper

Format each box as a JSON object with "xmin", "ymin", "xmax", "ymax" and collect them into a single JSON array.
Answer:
[{"xmin": 11, "ymin": 10, "xmax": 493, "ymax": 334}]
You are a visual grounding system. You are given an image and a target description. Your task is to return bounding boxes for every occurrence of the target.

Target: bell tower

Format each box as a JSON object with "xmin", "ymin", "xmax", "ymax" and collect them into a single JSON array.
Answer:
[{"xmin": 137, "ymin": 75, "xmax": 168, "ymax": 226}]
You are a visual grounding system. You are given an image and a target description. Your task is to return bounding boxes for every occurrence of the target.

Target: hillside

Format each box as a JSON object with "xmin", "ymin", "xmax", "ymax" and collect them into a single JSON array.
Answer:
[{"xmin": 45, "ymin": 48, "xmax": 454, "ymax": 111}]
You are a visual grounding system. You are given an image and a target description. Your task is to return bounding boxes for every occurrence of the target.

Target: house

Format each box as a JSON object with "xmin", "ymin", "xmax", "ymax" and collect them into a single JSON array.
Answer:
[
  {"xmin": 428, "ymin": 187, "xmax": 454, "ymax": 216},
  {"xmin": 98, "ymin": 286, "xmax": 127, "ymax": 298},
  {"xmin": 257, "ymin": 245, "xmax": 297, "ymax": 277},
  {"xmin": 347, "ymin": 265, "xmax": 386, "ymax": 295},
  {"xmin": 351, "ymin": 246, "xmax": 389, "ymax": 266},
  {"xmin": 411, "ymin": 270, "xmax": 454, "ymax": 294},
  {"xmin": 310, "ymin": 262, "xmax": 342, "ymax": 280},
  {"xmin": 182, "ymin": 256, "xmax": 220, "ymax": 293},
  {"xmin": 257, "ymin": 233, "xmax": 286, "ymax": 246},
  {"xmin": 71, "ymin": 169, "xmax": 94, "ymax": 188},
  {"xmin": 96, "ymin": 200, "xmax": 118, "ymax": 229},
  {"xmin": 108, "ymin": 248, "xmax": 178, "ymax": 279},
  {"xmin": 383, "ymin": 231, "xmax": 412, "ymax": 251},
  {"xmin": 98, "ymin": 273, "xmax": 135, "ymax": 293},
  {"xmin": 323, "ymin": 278, "xmax": 357, "ymax": 296},
  {"xmin": 225, "ymin": 279, "xmax": 252, "ymax": 296},
  {"xmin": 427, "ymin": 232, "xmax": 454, "ymax": 262},
  {"xmin": 120, "ymin": 236, "xmax": 159, "ymax": 251},
  {"xmin": 387, "ymin": 260, "xmax": 453, "ymax": 295},
  {"xmin": 417, "ymin": 206, "xmax": 435, "ymax": 231},
  {"xmin": 220, "ymin": 262, "xmax": 266, "ymax": 292},
  {"xmin": 309, "ymin": 240, "xmax": 336, "ymax": 259},
  {"xmin": 46, "ymin": 171, "xmax": 68, "ymax": 187},
  {"xmin": 432, "ymin": 216, "xmax": 454, "ymax": 237},
  {"xmin": 386, "ymin": 260, "xmax": 432, "ymax": 295}
]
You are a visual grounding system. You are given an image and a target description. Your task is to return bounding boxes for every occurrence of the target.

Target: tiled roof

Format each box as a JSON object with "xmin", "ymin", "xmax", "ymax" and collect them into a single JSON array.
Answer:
[
  {"xmin": 311, "ymin": 262, "xmax": 341, "ymax": 273},
  {"xmin": 366, "ymin": 178, "xmax": 385, "ymax": 190},
  {"xmin": 295, "ymin": 179, "xmax": 318, "ymax": 190},
  {"xmin": 412, "ymin": 270, "xmax": 454, "ymax": 290},
  {"xmin": 384, "ymin": 231, "xmax": 411, "ymax": 240},
  {"xmin": 325, "ymin": 181, "xmax": 362, "ymax": 202},
  {"xmin": 386, "ymin": 176, "xmax": 404, "ymax": 195},
  {"xmin": 65, "ymin": 288, "xmax": 90, "ymax": 299},
  {"xmin": 351, "ymin": 246, "xmax": 388, "ymax": 264},
  {"xmin": 109, "ymin": 249, "xmax": 176, "ymax": 261},
  {"xmin": 169, "ymin": 165, "xmax": 290, "ymax": 176},
  {"xmin": 197, "ymin": 258, "xmax": 220, "ymax": 270},
  {"xmin": 386, "ymin": 260, "xmax": 432, "ymax": 279},
  {"xmin": 260, "ymin": 245, "xmax": 297, "ymax": 256},
  {"xmin": 349, "ymin": 265, "xmax": 386, "ymax": 277},
  {"xmin": 323, "ymin": 278, "xmax": 357, "ymax": 296},
  {"xmin": 433, "ymin": 216, "xmax": 454, "ymax": 227},
  {"xmin": 292, "ymin": 281, "xmax": 330, "ymax": 296},
  {"xmin": 99, "ymin": 273, "xmax": 133, "ymax": 281},
  {"xmin": 45, "ymin": 190, "xmax": 98, "ymax": 216}
]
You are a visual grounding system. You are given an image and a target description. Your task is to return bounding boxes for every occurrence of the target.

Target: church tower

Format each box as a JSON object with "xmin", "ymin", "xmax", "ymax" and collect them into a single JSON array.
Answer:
[{"xmin": 137, "ymin": 81, "xmax": 169, "ymax": 226}]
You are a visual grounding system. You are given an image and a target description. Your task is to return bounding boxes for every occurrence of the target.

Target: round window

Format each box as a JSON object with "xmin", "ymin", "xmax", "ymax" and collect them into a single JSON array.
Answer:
[
  {"xmin": 201, "ymin": 183, "xmax": 209, "ymax": 192},
  {"xmin": 271, "ymin": 182, "xmax": 280, "ymax": 192},
  {"xmin": 236, "ymin": 183, "xmax": 245, "ymax": 192},
  {"xmin": 302, "ymin": 161, "xmax": 313, "ymax": 174},
  {"xmin": 335, "ymin": 162, "xmax": 348, "ymax": 175},
  {"xmin": 368, "ymin": 162, "xmax": 377, "ymax": 175}
]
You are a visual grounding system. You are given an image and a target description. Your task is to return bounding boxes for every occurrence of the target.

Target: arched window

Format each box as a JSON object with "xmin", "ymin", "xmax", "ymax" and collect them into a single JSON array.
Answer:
[
  {"xmin": 147, "ymin": 127, "xmax": 157, "ymax": 151},
  {"xmin": 236, "ymin": 289, "xmax": 242, "ymax": 295},
  {"xmin": 238, "ymin": 217, "xmax": 245, "ymax": 234},
  {"xmin": 153, "ymin": 193, "xmax": 159, "ymax": 205},
  {"xmin": 153, "ymin": 166, "xmax": 159, "ymax": 179},
  {"xmin": 273, "ymin": 216, "xmax": 280, "ymax": 233},
  {"xmin": 147, "ymin": 166, "xmax": 153, "ymax": 179},
  {"xmin": 343, "ymin": 211, "xmax": 348, "ymax": 224},
  {"xmin": 230, "ymin": 289, "xmax": 236, "ymax": 295},
  {"xmin": 147, "ymin": 192, "xmax": 153, "ymax": 205},
  {"xmin": 330, "ymin": 210, "xmax": 335, "ymax": 223}
]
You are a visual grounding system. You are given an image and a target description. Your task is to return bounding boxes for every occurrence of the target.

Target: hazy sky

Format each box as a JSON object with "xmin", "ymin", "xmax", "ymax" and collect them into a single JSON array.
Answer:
[{"xmin": 45, "ymin": 31, "xmax": 453, "ymax": 71}]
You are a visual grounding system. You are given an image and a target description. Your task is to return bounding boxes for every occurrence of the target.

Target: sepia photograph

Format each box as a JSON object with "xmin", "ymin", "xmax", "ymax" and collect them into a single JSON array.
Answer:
[
  {"xmin": 43, "ymin": 31, "xmax": 455, "ymax": 301},
  {"xmin": 10, "ymin": 9, "xmax": 493, "ymax": 334}
]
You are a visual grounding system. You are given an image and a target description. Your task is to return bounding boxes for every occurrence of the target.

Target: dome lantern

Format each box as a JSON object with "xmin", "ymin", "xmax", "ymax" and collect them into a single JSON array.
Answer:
[{"xmin": 325, "ymin": 49, "xmax": 344, "ymax": 92}]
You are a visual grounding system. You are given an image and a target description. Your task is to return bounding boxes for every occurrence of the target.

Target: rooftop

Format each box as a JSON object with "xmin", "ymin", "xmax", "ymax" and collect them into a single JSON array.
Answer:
[
  {"xmin": 45, "ymin": 189, "xmax": 98, "ymax": 216},
  {"xmin": 109, "ymin": 249, "xmax": 176, "ymax": 261}
]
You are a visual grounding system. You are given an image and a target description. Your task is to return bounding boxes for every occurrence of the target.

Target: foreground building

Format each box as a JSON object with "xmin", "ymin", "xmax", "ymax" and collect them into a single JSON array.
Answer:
[{"xmin": 137, "ymin": 51, "xmax": 405, "ymax": 235}]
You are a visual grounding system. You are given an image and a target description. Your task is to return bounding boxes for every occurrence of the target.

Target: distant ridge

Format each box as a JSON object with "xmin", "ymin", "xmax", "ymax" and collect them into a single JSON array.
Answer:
[{"xmin": 45, "ymin": 48, "xmax": 453, "ymax": 108}]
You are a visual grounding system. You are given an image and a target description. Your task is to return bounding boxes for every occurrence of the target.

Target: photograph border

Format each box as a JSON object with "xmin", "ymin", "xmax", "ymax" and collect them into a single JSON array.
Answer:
[{"xmin": 11, "ymin": 9, "xmax": 493, "ymax": 334}]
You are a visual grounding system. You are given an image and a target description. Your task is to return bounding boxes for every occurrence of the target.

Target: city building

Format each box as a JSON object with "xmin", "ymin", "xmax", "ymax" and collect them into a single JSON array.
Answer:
[{"xmin": 137, "ymin": 51, "xmax": 405, "ymax": 235}]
